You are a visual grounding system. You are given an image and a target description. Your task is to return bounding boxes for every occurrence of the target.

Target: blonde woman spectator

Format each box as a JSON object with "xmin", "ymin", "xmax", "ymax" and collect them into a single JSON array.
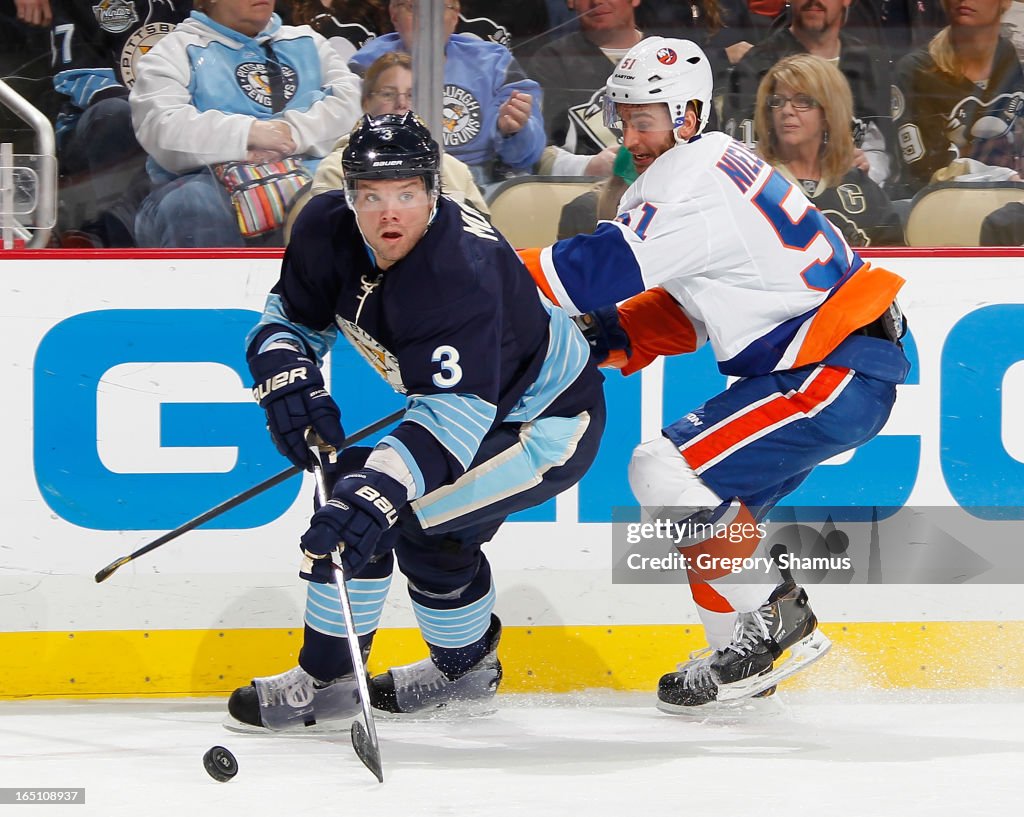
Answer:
[
  {"xmin": 894, "ymin": 0, "xmax": 1024, "ymax": 194},
  {"xmin": 129, "ymin": 0, "xmax": 362, "ymax": 246},
  {"xmin": 755, "ymin": 54, "xmax": 903, "ymax": 246}
]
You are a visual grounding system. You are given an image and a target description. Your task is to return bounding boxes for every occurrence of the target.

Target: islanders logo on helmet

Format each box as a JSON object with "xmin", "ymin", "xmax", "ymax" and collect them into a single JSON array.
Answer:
[{"xmin": 656, "ymin": 47, "xmax": 678, "ymax": 65}]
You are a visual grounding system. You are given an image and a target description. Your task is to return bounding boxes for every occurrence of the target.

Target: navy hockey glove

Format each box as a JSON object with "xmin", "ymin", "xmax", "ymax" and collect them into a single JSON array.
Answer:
[
  {"xmin": 250, "ymin": 348, "xmax": 345, "ymax": 470},
  {"xmin": 573, "ymin": 306, "xmax": 631, "ymax": 367},
  {"xmin": 299, "ymin": 470, "xmax": 406, "ymax": 582}
]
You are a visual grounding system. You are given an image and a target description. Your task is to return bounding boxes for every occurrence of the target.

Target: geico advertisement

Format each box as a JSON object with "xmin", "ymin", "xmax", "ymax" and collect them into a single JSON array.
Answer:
[{"xmin": 2, "ymin": 254, "xmax": 1023, "ymax": 605}]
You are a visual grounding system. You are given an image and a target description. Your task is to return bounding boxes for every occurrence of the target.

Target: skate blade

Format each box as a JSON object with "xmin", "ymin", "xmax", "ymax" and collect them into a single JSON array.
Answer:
[
  {"xmin": 715, "ymin": 629, "xmax": 832, "ymax": 702},
  {"xmin": 221, "ymin": 712, "xmax": 357, "ymax": 735},
  {"xmin": 656, "ymin": 693, "xmax": 785, "ymax": 720},
  {"xmin": 372, "ymin": 698, "xmax": 498, "ymax": 722}
]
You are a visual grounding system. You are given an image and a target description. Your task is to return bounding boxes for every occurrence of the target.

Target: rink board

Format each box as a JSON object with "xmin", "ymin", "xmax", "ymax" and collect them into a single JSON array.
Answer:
[{"xmin": 2, "ymin": 248, "xmax": 1024, "ymax": 697}]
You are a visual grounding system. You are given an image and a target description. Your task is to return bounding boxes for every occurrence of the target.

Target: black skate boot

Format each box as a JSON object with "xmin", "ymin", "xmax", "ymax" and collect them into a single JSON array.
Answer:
[
  {"xmin": 371, "ymin": 615, "xmax": 502, "ymax": 717},
  {"xmin": 657, "ymin": 647, "xmax": 720, "ymax": 709},
  {"xmin": 712, "ymin": 583, "xmax": 831, "ymax": 701},
  {"xmin": 225, "ymin": 665, "xmax": 359, "ymax": 732},
  {"xmin": 657, "ymin": 584, "xmax": 830, "ymax": 711}
]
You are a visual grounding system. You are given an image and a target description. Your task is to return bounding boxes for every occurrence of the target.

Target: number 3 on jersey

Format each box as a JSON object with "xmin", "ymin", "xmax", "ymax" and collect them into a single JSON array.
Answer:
[
  {"xmin": 431, "ymin": 345, "xmax": 462, "ymax": 387},
  {"xmin": 752, "ymin": 170, "xmax": 850, "ymax": 291}
]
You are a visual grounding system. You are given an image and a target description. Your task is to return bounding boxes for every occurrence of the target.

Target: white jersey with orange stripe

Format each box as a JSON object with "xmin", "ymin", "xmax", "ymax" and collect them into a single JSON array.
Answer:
[{"xmin": 531, "ymin": 131, "xmax": 904, "ymax": 378}]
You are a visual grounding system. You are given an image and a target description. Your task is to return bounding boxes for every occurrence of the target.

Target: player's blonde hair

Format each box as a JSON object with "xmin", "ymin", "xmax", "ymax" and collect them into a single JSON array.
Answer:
[{"xmin": 754, "ymin": 54, "xmax": 855, "ymax": 188}]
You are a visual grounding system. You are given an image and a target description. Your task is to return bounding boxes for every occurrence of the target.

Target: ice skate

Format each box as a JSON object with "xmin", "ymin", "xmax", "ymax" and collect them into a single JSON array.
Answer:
[
  {"xmin": 371, "ymin": 616, "xmax": 502, "ymax": 718},
  {"xmin": 225, "ymin": 665, "xmax": 359, "ymax": 732},
  {"xmin": 657, "ymin": 583, "xmax": 830, "ymax": 712}
]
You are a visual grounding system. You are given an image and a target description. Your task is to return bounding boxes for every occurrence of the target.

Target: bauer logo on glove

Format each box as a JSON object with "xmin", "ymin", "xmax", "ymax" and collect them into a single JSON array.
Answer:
[
  {"xmin": 247, "ymin": 347, "xmax": 346, "ymax": 470},
  {"xmin": 353, "ymin": 482, "xmax": 399, "ymax": 526},
  {"xmin": 251, "ymin": 365, "xmax": 310, "ymax": 401}
]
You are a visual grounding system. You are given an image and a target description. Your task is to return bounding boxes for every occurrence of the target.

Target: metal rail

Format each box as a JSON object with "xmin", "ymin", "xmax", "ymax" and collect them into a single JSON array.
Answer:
[{"xmin": 0, "ymin": 78, "xmax": 57, "ymax": 248}]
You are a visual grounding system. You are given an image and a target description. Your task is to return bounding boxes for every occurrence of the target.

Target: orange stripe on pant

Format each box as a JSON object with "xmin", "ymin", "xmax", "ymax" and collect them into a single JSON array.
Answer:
[{"xmin": 681, "ymin": 365, "xmax": 852, "ymax": 474}]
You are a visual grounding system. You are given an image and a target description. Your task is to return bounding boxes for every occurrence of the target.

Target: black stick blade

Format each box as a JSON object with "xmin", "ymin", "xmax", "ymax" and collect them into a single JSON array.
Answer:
[{"xmin": 350, "ymin": 721, "xmax": 383, "ymax": 783}]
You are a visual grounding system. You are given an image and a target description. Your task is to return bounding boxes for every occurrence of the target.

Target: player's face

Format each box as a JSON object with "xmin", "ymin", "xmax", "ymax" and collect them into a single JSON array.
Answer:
[
  {"xmin": 943, "ymin": 0, "xmax": 1009, "ymax": 28},
  {"xmin": 204, "ymin": 0, "xmax": 275, "ymax": 37},
  {"xmin": 770, "ymin": 81, "xmax": 826, "ymax": 158},
  {"xmin": 576, "ymin": 0, "xmax": 640, "ymax": 34},
  {"xmin": 350, "ymin": 178, "xmax": 434, "ymax": 270},
  {"xmin": 618, "ymin": 103, "xmax": 676, "ymax": 173},
  {"xmin": 366, "ymin": 66, "xmax": 414, "ymax": 116},
  {"xmin": 390, "ymin": 0, "xmax": 461, "ymax": 46},
  {"xmin": 791, "ymin": 0, "xmax": 850, "ymax": 34}
]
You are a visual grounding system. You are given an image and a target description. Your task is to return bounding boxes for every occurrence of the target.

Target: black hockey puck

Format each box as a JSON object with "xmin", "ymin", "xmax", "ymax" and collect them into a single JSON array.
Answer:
[{"xmin": 203, "ymin": 745, "xmax": 238, "ymax": 782}]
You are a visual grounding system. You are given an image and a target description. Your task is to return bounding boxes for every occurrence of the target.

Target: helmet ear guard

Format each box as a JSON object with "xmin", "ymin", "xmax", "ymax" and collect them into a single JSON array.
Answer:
[{"xmin": 603, "ymin": 37, "xmax": 713, "ymax": 144}]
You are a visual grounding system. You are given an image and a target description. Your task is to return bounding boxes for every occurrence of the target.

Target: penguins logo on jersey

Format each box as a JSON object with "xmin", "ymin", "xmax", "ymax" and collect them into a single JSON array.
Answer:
[
  {"xmin": 93, "ymin": 0, "xmax": 138, "ymax": 34},
  {"xmin": 946, "ymin": 91, "xmax": 1024, "ymax": 147},
  {"xmin": 338, "ymin": 318, "xmax": 406, "ymax": 393},
  {"xmin": 236, "ymin": 61, "xmax": 298, "ymax": 109},
  {"xmin": 442, "ymin": 85, "xmax": 482, "ymax": 147},
  {"xmin": 656, "ymin": 47, "xmax": 678, "ymax": 65},
  {"xmin": 119, "ymin": 22, "xmax": 176, "ymax": 86}
]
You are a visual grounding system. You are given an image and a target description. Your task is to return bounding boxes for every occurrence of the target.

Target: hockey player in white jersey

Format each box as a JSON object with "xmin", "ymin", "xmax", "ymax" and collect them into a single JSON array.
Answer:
[{"xmin": 522, "ymin": 37, "xmax": 910, "ymax": 709}]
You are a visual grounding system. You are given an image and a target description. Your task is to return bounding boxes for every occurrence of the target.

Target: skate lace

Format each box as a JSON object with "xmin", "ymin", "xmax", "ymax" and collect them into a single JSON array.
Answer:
[
  {"xmin": 397, "ymin": 659, "xmax": 449, "ymax": 695},
  {"xmin": 675, "ymin": 647, "xmax": 715, "ymax": 690},
  {"xmin": 724, "ymin": 610, "xmax": 771, "ymax": 657},
  {"xmin": 266, "ymin": 666, "xmax": 314, "ymax": 707}
]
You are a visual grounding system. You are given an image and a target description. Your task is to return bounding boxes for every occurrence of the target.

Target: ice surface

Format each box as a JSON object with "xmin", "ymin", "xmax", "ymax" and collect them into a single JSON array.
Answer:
[{"xmin": 2, "ymin": 690, "xmax": 1022, "ymax": 816}]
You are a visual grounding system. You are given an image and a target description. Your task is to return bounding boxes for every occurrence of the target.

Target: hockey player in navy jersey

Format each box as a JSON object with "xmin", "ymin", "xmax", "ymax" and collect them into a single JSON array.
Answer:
[
  {"xmin": 522, "ymin": 38, "xmax": 910, "ymax": 710},
  {"xmin": 228, "ymin": 112, "xmax": 606, "ymax": 729}
]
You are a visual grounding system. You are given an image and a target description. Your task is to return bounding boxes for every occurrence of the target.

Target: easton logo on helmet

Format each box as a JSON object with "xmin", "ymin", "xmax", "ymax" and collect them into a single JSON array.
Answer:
[{"xmin": 656, "ymin": 47, "xmax": 677, "ymax": 65}]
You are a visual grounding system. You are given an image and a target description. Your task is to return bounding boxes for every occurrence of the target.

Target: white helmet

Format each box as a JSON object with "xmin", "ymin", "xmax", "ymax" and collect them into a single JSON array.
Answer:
[{"xmin": 604, "ymin": 37, "xmax": 713, "ymax": 144}]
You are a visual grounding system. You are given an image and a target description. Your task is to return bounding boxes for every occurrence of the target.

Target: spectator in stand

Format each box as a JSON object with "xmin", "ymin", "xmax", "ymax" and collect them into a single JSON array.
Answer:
[
  {"xmin": 289, "ymin": 0, "xmax": 389, "ymax": 61},
  {"xmin": 349, "ymin": 0, "xmax": 546, "ymax": 186},
  {"xmin": 635, "ymin": 0, "xmax": 756, "ymax": 93},
  {"xmin": 130, "ymin": 0, "xmax": 361, "ymax": 247},
  {"xmin": 525, "ymin": 0, "xmax": 644, "ymax": 177},
  {"xmin": 893, "ymin": 0, "xmax": 1024, "ymax": 195},
  {"xmin": 725, "ymin": 0, "xmax": 894, "ymax": 188},
  {"xmin": 286, "ymin": 50, "xmax": 488, "ymax": 237},
  {"xmin": 755, "ymin": 54, "xmax": 904, "ymax": 246},
  {"xmin": 49, "ymin": 0, "xmax": 189, "ymax": 246}
]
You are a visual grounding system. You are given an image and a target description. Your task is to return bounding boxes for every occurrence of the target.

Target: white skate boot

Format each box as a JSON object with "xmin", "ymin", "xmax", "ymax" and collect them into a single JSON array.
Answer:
[{"xmin": 225, "ymin": 665, "xmax": 359, "ymax": 732}]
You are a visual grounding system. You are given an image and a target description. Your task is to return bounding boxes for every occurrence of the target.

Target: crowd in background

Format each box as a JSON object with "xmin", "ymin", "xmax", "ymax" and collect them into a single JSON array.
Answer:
[{"xmin": 3, "ymin": 0, "xmax": 1024, "ymax": 248}]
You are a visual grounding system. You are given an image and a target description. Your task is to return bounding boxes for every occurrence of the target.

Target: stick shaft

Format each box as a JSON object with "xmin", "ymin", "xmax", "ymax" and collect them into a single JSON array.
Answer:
[{"xmin": 94, "ymin": 408, "xmax": 403, "ymax": 583}]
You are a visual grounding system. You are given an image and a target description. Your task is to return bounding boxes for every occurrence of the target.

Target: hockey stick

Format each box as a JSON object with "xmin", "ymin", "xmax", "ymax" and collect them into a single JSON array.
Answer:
[
  {"xmin": 307, "ymin": 433, "xmax": 384, "ymax": 783},
  {"xmin": 93, "ymin": 408, "xmax": 404, "ymax": 584}
]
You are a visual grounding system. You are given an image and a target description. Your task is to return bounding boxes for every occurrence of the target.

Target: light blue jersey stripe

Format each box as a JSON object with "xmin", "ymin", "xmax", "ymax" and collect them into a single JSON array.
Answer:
[
  {"xmin": 412, "ymin": 411, "xmax": 590, "ymax": 529},
  {"xmin": 247, "ymin": 293, "xmax": 337, "ymax": 363},
  {"xmin": 412, "ymin": 584, "xmax": 495, "ymax": 648},
  {"xmin": 404, "ymin": 392, "xmax": 497, "ymax": 470},
  {"xmin": 304, "ymin": 575, "xmax": 391, "ymax": 638},
  {"xmin": 505, "ymin": 298, "xmax": 588, "ymax": 423}
]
